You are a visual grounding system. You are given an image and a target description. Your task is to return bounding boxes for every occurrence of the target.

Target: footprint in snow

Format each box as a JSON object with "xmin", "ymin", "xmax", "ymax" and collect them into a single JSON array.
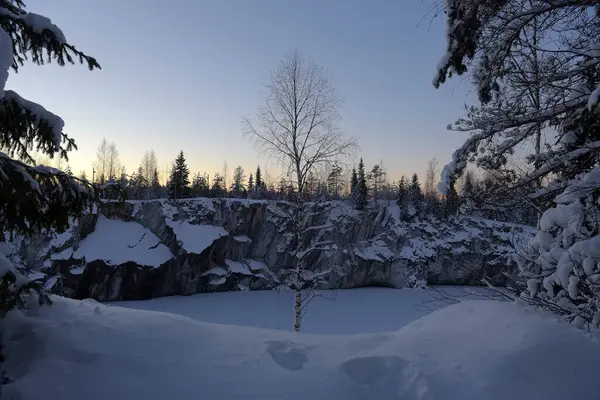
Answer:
[
  {"xmin": 265, "ymin": 341, "xmax": 311, "ymax": 371},
  {"xmin": 340, "ymin": 355, "xmax": 433, "ymax": 400}
]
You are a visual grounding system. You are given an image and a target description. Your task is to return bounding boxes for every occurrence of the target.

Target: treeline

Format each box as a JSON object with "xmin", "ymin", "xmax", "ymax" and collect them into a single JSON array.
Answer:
[{"xmin": 86, "ymin": 139, "xmax": 536, "ymax": 225}]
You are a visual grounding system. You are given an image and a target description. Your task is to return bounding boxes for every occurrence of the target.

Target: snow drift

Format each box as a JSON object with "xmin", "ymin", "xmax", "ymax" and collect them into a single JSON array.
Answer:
[{"xmin": 3, "ymin": 297, "xmax": 599, "ymax": 400}]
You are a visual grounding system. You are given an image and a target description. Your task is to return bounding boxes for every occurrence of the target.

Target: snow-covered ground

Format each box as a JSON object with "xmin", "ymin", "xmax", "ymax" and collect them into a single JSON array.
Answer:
[
  {"xmin": 114, "ymin": 287, "xmax": 492, "ymax": 334},
  {"xmin": 4, "ymin": 288, "xmax": 600, "ymax": 400}
]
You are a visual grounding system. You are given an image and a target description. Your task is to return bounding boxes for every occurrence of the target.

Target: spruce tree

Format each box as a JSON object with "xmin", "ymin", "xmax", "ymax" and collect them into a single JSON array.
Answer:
[
  {"xmin": 0, "ymin": 2, "xmax": 108, "ymax": 315},
  {"xmin": 167, "ymin": 151, "xmax": 190, "ymax": 199},
  {"xmin": 350, "ymin": 168, "xmax": 358, "ymax": 201},
  {"xmin": 355, "ymin": 158, "xmax": 368, "ymax": 210},
  {"xmin": 119, "ymin": 167, "xmax": 128, "ymax": 188},
  {"xmin": 410, "ymin": 173, "xmax": 424, "ymax": 216},
  {"xmin": 133, "ymin": 166, "xmax": 146, "ymax": 199},
  {"xmin": 255, "ymin": 166, "xmax": 263, "ymax": 197},
  {"xmin": 151, "ymin": 167, "xmax": 161, "ymax": 199},
  {"xmin": 410, "ymin": 173, "xmax": 422, "ymax": 203},
  {"xmin": 397, "ymin": 175, "xmax": 407, "ymax": 208},
  {"xmin": 248, "ymin": 173, "xmax": 254, "ymax": 192},
  {"xmin": 444, "ymin": 184, "xmax": 460, "ymax": 219}
]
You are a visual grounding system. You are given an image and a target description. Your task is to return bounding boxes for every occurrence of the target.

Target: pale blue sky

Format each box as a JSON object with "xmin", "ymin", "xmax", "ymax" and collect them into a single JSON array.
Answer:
[{"xmin": 11, "ymin": 0, "xmax": 473, "ymax": 183}]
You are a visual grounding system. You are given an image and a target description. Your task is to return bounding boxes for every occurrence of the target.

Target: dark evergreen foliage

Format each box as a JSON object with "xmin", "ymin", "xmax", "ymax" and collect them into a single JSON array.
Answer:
[
  {"xmin": 0, "ymin": 0, "xmax": 122, "ymax": 318},
  {"xmin": 355, "ymin": 158, "xmax": 368, "ymax": 210},
  {"xmin": 167, "ymin": 151, "xmax": 190, "ymax": 199}
]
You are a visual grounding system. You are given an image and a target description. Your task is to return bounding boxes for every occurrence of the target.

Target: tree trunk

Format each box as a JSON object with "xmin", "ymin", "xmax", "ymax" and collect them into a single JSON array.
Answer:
[
  {"xmin": 294, "ymin": 289, "xmax": 302, "ymax": 332},
  {"xmin": 296, "ymin": 164, "xmax": 303, "ymax": 195}
]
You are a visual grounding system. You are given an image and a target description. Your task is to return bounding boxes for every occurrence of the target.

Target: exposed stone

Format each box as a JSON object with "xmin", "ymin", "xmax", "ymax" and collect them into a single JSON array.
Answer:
[{"xmin": 32, "ymin": 198, "xmax": 534, "ymax": 301}]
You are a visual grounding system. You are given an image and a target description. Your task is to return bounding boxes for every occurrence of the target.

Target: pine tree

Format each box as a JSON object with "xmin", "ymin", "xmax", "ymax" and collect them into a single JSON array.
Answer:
[
  {"xmin": 210, "ymin": 173, "xmax": 225, "ymax": 198},
  {"xmin": 133, "ymin": 166, "xmax": 146, "ymax": 199},
  {"xmin": 368, "ymin": 164, "xmax": 386, "ymax": 201},
  {"xmin": 230, "ymin": 165, "xmax": 246, "ymax": 198},
  {"xmin": 326, "ymin": 164, "xmax": 344, "ymax": 199},
  {"xmin": 167, "ymin": 151, "xmax": 190, "ymax": 199},
  {"xmin": 0, "ymin": 2, "xmax": 106, "ymax": 316},
  {"xmin": 355, "ymin": 158, "xmax": 368, "ymax": 210},
  {"xmin": 80, "ymin": 170, "xmax": 88, "ymax": 181},
  {"xmin": 192, "ymin": 172, "xmax": 209, "ymax": 198}
]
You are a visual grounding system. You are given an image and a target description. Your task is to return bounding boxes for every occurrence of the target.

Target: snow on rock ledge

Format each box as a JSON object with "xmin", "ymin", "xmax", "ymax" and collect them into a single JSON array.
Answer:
[
  {"xmin": 3, "ymin": 297, "xmax": 599, "ymax": 400},
  {"xmin": 52, "ymin": 215, "xmax": 173, "ymax": 268},
  {"xmin": 35, "ymin": 198, "xmax": 534, "ymax": 301}
]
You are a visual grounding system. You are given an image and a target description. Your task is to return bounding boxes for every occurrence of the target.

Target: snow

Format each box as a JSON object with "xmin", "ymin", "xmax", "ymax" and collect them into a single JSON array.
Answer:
[
  {"xmin": 0, "ymin": 27, "xmax": 12, "ymax": 99},
  {"xmin": 115, "ymin": 287, "xmax": 490, "ymax": 334},
  {"xmin": 22, "ymin": 13, "xmax": 67, "ymax": 43},
  {"xmin": 588, "ymin": 84, "xmax": 600, "ymax": 111},
  {"xmin": 233, "ymin": 235, "xmax": 251, "ymax": 242},
  {"xmin": 437, "ymin": 152, "xmax": 466, "ymax": 195},
  {"xmin": 168, "ymin": 221, "xmax": 228, "ymax": 254},
  {"xmin": 247, "ymin": 259, "xmax": 268, "ymax": 271},
  {"xmin": 161, "ymin": 200, "xmax": 229, "ymax": 254},
  {"xmin": 354, "ymin": 241, "xmax": 395, "ymax": 262},
  {"xmin": 0, "ymin": 252, "xmax": 31, "ymax": 287},
  {"xmin": 201, "ymin": 266, "xmax": 227, "ymax": 277},
  {"xmin": 52, "ymin": 215, "xmax": 173, "ymax": 267},
  {"xmin": 4, "ymin": 292, "xmax": 600, "ymax": 400},
  {"xmin": 4, "ymin": 90, "xmax": 65, "ymax": 151},
  {"xmin": 69, "ymin": 266, "xmax": 85, "ymax": 275},
  {"xmin": 208, "ymin": 276, "xmax": 226, "ymax": 285},
  {"xmin": 225, "ymin": 259, "xmax": 252, "ymax": 275}
]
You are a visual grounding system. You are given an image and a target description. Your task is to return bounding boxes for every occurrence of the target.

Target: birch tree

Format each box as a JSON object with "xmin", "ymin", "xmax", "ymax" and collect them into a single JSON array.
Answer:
[
  {"xmin": 279, "ymin": 197, "xmax": 335, "ymax": 332},
  {"xmin": 106, "ymin": 142, "xmax": 120, "ymax": 181},
  {"xmin": 243, "ymin": 50, "xmax": 356, "ymax": 194},
  {"xmin": 94, "ymin": 138, "xmax": 108, "ymax": 184}
]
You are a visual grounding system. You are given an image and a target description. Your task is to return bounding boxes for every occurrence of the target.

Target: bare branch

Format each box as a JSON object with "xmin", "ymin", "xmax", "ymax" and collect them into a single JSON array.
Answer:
[{"xmin": 243, "ymin": 50, "xmax": 357, "ymax": 193}]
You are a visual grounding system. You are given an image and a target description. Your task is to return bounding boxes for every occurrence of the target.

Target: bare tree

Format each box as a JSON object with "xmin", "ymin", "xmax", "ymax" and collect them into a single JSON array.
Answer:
[
  {"xmin": 243, "ymin": 50, "xmax": 357, "ymax": 194},
  {"xmin": 424, "ymin": 158, "xmax": 438, "ymax": 197},
  {"xmin": 141, "ymin": 150, "xmax": 158, "ymax": 184},
  {"xmin": 94, "ymin": 138, "xmax": 108, "ymax": 183},
  {"xmin": 106, "ymin": 142, "xmax": 120, "ymax": 181}
]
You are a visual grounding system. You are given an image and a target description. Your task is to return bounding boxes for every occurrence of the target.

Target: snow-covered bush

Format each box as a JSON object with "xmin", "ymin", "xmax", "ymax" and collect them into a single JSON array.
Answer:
[{"xmin": 517, "ymin": 168, "xmax": 600, "ymax": 328}]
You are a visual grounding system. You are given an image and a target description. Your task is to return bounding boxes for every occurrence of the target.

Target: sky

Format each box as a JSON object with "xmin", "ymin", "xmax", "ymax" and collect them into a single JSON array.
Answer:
[{"xmin": 11, "ymin": 0, "xmax": 475, "ymax": 184}]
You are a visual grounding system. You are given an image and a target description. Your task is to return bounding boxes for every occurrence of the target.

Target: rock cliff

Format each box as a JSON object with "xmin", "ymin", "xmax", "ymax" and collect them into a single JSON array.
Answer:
[{"xmin": 23, "ymin": 198, "xmax": 533, "ymax": 301}]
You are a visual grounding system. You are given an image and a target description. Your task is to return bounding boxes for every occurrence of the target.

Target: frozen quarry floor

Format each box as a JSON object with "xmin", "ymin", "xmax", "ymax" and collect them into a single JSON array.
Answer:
[{"xmin": 3, "ymin": 287, "xmax": 600, "ymax": 400}]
